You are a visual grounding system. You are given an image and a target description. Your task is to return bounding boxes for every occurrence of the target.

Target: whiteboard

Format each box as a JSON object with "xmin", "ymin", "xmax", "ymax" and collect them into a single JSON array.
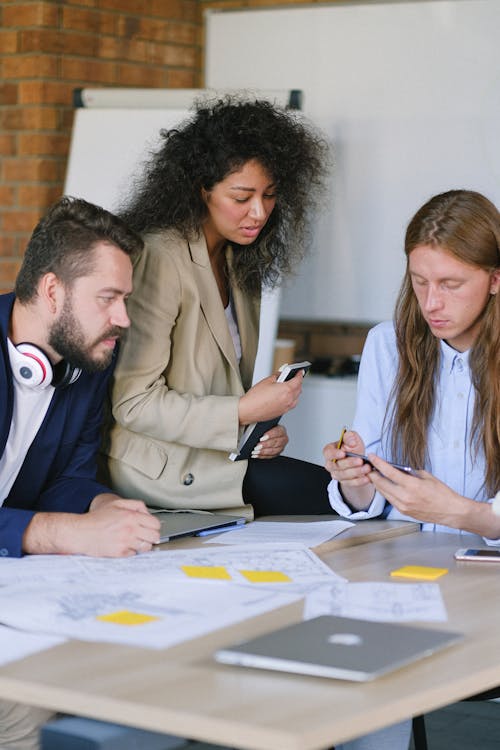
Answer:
[
  {"xmin": 205, "ymin": 0, "xmax": 500, "ymax": 323},
  {"xmin": 65, "ymin": 108, "xmax": 190, "ymax": 211}
]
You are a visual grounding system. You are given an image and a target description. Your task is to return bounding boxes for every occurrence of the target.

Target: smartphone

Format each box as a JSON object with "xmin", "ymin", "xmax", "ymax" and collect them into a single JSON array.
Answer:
[
  {"xmin": 277, "ymin": 360, "xmax": 311, "ymax": 382},
  {"xmin": 229, "ymin": 361, "xmax": 311, "ymax": 461},
  {"xmin": 454, "ymin": 548, "xmax": 500, "ymax": 562},
  {"xmin": 343, "ymin": 451, "xmax": 416, "ymax": 475}
]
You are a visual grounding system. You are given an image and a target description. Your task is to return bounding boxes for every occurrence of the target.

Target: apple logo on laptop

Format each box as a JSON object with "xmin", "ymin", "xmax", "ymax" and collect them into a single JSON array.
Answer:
[{"xmin": 327, "ymin": 633, "xmax": 363, "ymax": 646}]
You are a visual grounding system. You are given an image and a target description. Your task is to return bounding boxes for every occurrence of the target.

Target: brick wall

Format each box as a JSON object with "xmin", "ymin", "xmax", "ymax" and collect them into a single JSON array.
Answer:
[{"xmin": 0, "ymin": 0, "xmax": 202, "ymax": 293}]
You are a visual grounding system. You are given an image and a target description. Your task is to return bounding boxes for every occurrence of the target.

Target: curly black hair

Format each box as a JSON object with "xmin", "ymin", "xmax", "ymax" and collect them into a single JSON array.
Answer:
[{"xmin": 120, "ymin": 95, "xmax": 331, "ymax": 295}]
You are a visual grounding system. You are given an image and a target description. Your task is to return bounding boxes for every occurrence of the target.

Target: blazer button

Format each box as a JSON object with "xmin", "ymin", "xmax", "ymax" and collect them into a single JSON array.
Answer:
[{"xmin": 182, "ymin": 472, "xmax": 194, "ymax": 486}]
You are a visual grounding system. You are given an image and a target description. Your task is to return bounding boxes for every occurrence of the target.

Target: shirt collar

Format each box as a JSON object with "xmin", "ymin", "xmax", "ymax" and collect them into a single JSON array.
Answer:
[{"xmin": 440, "ymin": 338, "xmax": 470, "ymax": 374}]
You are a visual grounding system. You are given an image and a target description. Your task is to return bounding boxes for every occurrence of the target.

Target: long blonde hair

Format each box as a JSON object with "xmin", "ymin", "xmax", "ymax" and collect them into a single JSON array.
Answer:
[{"xmin": 391, "ymin": 190, "xmax": 500, "ymax": 495}]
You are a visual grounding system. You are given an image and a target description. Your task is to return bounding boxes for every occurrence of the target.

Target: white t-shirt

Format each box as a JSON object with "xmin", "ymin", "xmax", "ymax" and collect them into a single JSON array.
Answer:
[{"xmin": 0, "ymin": 340, "xmax": 54, "ymax": 505}]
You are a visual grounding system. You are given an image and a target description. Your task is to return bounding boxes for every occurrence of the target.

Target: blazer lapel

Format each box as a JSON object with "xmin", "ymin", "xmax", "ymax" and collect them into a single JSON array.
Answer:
[{"xmin": 189, "ymin": 234, "xmax": 241, "ymax": 379}]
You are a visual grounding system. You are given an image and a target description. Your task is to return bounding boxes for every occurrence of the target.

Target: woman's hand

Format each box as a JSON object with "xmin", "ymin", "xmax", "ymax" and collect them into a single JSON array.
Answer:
[
  {"xmin": 251, "ymin": 424, "xmax": 288, "ymax": 459},
  {"xmin": 238, "ymin": 370, "xmax": 304, "ymax": 426},
  {"xmin": 323, "ymin": 430, "xmax": 375, "ymax": 509}
]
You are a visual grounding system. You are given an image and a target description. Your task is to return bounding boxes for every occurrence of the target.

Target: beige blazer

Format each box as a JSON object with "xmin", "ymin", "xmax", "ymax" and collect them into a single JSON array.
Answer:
[{"xmin": 102, "ymin": 229, "xmax": 260, "ymax": 516}]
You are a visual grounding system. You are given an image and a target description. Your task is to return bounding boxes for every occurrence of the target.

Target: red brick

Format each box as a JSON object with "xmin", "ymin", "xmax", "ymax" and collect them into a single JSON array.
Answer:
[
  {"xmin": 61, "ymin": 58, "xmax": 118, "ymax": 84},
  {"xmin": 168, "ymin": 68, "xmax": 201, "ymax": 88},
  {"xmin": 0, "ymin": 83, "xmax": 19, "ymax": 106},
  {"xmin": 0, "ymin": 267, "xmax": 20, "ymax": 285},
  {"xmin": 3, "ymin": 158, "xmax": 64, "ymax": 183},
  {"xmin": 18, "ymin": 81, "xmax": 74, "ymax": 106},
  {"xmin": 18, "ymin": 132, "xmax": 70, "ymax": 157},
  {"xmin": 151, "ymin": 0, "xmax": 187, "ymax": 19},
  {"xmin": 2, "ymin": 210, "xmax": 41, "ymax": 233},
  {"xmin": 0, "ymin": 134, "xmax": 17, "ymax": 156},
  {"xmin": 146, "ymin": 18, "xmax": 181, "ymax": 44},
  {"xmin": 98, "ymin": 0, "xmax": 152, "ymax": 14},
  {"xmin": 20, "ymin": 29, "xmax": 98, "ymax": 57},
  {"xmin": 0, "ymin": 30, "xmax": 19, "ymax": 54},
  {"xmin": 155, "ymin": 43, "xmax": 197, "ymax": 67},
  {"xmin": 116, "ymin": 15, "xmax": 141, "ymax": 39},
  {"xmin": 0, "ymin": 186, "xmax": 16, "ymax": 208},
  {"xmin": 116, "ymin": 64, "xmax": 168, "ymax": 87},
  {"xmin": 99, "ymin": 36, "xmax": 148, "ymax": 62},
  {"xmin": 62, "ymin": 6, "xmax": 117, "ymax": 35},
  {"xmin": 3, "ymin": 55, "xmax": 59, "ymax": 80},
  {"xmin": 18, "ymin": 184, "xmax": 62, "ymax": 207},
  {"xmin": 0, "ymin": 237, "xmax": 17, "ymax": 258},
  {"xmin": 3, "ymin": 2, "xmax": 59, "ymax": 27},
  {"xmin": 163, "ymin": 23, "xmax": 199, "ymax": 46},
  {"xmin": 63, "ymin": 0, "xmax": 98, "ymax": 7},
  {"xmin": 1, "ymin": 107, "xmax": 59, "ymax": 131}
]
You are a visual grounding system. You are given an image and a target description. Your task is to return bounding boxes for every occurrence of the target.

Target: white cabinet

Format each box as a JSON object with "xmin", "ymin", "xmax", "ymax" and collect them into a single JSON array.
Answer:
[{"xmin": 281, "ymin": 375, "xmax": 358, "ymax": 466}]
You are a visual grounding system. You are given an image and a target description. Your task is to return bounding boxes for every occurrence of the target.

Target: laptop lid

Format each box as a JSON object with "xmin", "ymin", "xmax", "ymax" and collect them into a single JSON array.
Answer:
[
  {"xmin": 150, "ymin": 510, "xmax": 246, "ymax": 543},
  {"xmin": 215, "ymin": 615, "xmax": 463, "ymax": 682}
]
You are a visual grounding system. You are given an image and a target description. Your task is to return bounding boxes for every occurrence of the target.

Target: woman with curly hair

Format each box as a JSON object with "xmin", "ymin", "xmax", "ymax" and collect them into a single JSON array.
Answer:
[{"xmin": 101, "ymin": 96, "xmax": 334, "ymax": 518}]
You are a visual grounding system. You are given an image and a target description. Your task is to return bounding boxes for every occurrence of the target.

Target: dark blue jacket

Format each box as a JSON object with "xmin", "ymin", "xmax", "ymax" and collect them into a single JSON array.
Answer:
[{"xmin": 0, "ymin": 293, "xmax": 113, "ymax": 557}]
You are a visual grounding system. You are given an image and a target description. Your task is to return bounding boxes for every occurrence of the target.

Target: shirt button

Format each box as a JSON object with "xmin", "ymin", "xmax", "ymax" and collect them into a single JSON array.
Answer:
[
  {"xmin": 0, "ymin": 548, "xmax": 8, "ymax": 556},
  {"xmin": 453, "ymin": 440, "xmax": 460, "ymax": 450},
  {"xmin": 457, "ymin": 392, "xmax": 464, "ymax": 400},
  {"xmin": 182, "ymin": 473, "xmax": 194, "ymax": 486},
  {"xmin": 456, "ymin": 359, "xmax": 464, "ymax": 372}
]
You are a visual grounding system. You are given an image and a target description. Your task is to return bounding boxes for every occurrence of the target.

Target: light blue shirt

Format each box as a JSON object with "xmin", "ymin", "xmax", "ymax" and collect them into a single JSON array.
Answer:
[{"xmin": 328, "ymin": 321, "xmax": 499, "ymax": 543}]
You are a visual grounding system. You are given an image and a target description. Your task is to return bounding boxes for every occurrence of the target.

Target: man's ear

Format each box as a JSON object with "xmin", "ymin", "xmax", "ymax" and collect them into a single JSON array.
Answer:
[{"xmin": 38, "ymin": 272, "xmax": 64, "ymax": 315}]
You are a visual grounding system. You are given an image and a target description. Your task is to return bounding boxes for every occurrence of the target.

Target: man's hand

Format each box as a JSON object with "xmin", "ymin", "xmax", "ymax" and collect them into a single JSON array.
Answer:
[
  {"xmin": 323, "ymin": 430, "xmax": 375, "ymax": 509},
  {"xmin": 367, "ymin": 454, "xmax": 500, "ymax": 539},
  {"xmin": 22, "ymin": 495, "xmax": 161, "ymax": 557}
]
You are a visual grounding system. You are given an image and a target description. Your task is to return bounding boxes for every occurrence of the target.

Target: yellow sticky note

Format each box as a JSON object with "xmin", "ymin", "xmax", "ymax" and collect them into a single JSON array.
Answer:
[
  {"xmin": 96, "ymin": 610, "xmax": 160, "ymax": 626},
  {"xmin": 390, "ymin": 565, "xmax": 448, "ymax": 581},
  {"xmin": 181, "ymin": 565, "xmax": 232, "ymax": 580},
  {"xmin": 240, "ymin": 569, "xmax": 291, "ymax": 583}
]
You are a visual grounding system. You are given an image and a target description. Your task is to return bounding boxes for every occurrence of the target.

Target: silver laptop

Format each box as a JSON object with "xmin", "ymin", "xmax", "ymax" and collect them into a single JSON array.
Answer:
[
  {"xmin": 150, "ymin": 510, "xmax": 246, "ymax": 543},
  {"xmin": 215, "ymin": 615, "xmax": 463, "ymax": 682}
]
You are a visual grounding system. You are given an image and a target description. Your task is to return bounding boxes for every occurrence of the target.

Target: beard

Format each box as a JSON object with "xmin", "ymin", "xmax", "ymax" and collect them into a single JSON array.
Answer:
[{"xmin": 48, "ymin": 295, "xmax": 123, "ymax": 373}]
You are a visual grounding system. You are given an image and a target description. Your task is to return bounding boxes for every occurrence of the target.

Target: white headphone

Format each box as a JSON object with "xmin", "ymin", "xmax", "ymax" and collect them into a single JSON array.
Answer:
[{"xmin": 11, "ymin": 343, "xmax": 81, "ymax": 389}]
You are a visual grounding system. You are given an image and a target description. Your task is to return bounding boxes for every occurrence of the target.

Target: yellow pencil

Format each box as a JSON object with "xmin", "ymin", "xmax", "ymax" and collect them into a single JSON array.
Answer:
[{"xmin": 332, "ymin": 426, "xmax": 347, "ymax": 462}]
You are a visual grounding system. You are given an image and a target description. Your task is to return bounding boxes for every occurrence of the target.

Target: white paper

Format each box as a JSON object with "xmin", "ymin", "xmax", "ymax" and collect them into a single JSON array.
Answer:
[
  {"xmin": 0, "ymin": 624, "xmax": 65, "ymax": 666},
  {"xmin": 303, "ymin": 581, "xmax": 447, "ymax": 622},
  {"xmin": 0, "ymin": 579, "xmax": 301, "ymax": 649},
  {"xmin": 0, "ymin": 545, "xmax": 338, "ymax": 587},
  {"xmin": 204, "ymin": 520, "xmax": 354, "ymax": 547}
]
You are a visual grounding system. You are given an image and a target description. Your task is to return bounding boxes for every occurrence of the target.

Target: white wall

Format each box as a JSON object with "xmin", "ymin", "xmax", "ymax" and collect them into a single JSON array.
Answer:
[{"xmin": 205, "ymin": 0, "xmax": 500, "ymax": 324}]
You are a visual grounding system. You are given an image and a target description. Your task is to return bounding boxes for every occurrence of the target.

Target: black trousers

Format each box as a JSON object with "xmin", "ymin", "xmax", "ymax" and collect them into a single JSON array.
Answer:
[{"xmin": 242, "ymin": 455, "xmax": 334, "ymax": 516}]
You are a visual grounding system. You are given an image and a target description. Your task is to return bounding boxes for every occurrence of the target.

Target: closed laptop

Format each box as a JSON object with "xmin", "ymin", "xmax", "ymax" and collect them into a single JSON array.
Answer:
[{"xmin": 215, "ymin": 615, "xmax": 463, "ymax": 682}]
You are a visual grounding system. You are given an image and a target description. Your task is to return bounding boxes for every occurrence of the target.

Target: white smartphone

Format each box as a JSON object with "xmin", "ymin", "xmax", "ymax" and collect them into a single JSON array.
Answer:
[
  {"xmin": 454, "ymin": 548, "xmax": 500, "ymax": 562},
  {"xmin": 228, "ymin": 361, "xmax": 311, "ymax": 461}
]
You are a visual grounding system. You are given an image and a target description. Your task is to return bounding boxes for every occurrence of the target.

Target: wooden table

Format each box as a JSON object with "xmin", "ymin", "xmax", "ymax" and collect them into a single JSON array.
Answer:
[{"xmin": 1, "ymin": 524, "xmax": 498, "ymax": 750}]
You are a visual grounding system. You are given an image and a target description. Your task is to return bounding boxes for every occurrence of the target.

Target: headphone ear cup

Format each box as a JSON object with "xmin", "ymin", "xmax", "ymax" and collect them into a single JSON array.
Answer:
[
  {"xmin": 52, "ymin": 360, "xmax": 82, "ymax": 388},
  {"xmin": 13, "ymin": 343, "xmax": 53, "ymax": 388}
]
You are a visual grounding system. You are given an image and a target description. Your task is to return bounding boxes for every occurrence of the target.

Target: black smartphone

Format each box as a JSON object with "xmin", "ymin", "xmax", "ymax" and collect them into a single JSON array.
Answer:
[{"xmin": 343, "ymin": 451, "xmax": 416, "ymax": 476}]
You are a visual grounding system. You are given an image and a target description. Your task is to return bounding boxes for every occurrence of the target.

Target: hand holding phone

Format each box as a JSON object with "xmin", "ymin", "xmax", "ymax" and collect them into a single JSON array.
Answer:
[
  {"xmin": 230, "ymin": 361, "xmax": 311, "ymax": 461},
  {"xmin": 343, "ymin": 451, "xmax": 416, "ymax": 476}
]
